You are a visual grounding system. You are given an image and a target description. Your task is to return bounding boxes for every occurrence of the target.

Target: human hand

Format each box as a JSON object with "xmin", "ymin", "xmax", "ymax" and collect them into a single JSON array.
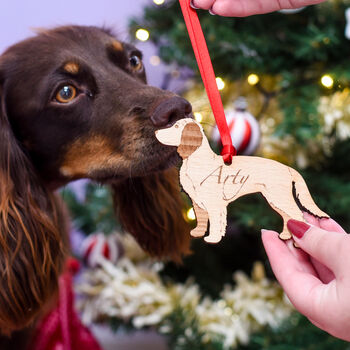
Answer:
[
  {"xmin": 191, "ymin": 0, "xmax": 326, "ymax": 17},
  {"xmin": 261, "ymin": 214, "xmax": 350, "ymax": 341}
]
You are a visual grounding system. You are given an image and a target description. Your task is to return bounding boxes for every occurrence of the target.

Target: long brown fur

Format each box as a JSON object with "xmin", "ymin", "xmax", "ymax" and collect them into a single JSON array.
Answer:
[
  {"xmin": 112, "ymin": 168, "xmax": 191, "ymax": 263},
  {"xmin": 0, "ymin": 88, "xmax": 67, "ymax": 334},
  {"xmin": 0, "ymin": 25, "xmax": 191, "ymax": 343}
]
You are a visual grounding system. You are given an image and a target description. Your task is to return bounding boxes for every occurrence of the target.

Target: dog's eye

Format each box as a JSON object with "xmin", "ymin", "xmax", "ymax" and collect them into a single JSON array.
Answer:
[
  {"xmin": 129, "ymin": 55, "xmax": 143, "ymax": 71},
  {"xmin": 55, "ymin": 85, "xmax": 77, "ymax": 103}
]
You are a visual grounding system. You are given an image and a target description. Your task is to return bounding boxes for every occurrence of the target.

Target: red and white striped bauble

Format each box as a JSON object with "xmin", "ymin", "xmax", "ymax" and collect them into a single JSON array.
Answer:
[
  {"xmin": 212, "ymin": 97, "xmax": 260, "ymax": 155},
  {"xmin": 81, "ymin": 233, "xmax": 123, "ymax": 268}
]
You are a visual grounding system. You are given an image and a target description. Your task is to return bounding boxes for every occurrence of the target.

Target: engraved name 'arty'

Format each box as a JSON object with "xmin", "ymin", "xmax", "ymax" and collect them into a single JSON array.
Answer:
[{"xmin": 200, "ymin": 165, "xmax": 250, "ymax": 200}]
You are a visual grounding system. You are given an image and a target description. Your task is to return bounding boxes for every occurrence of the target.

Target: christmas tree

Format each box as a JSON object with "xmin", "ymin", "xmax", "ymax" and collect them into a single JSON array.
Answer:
[
  {"xmin": 67, "ymin": 1, "xmax": 350, "ymax": 348},
  {"xmin": 129, "ymin": 1, "xmax": 350, "ymax": 228}
]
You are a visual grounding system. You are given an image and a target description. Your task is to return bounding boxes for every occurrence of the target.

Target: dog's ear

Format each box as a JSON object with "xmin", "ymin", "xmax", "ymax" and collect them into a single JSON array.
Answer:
[
  {"xmin": 111, "ymin": 168, "xmax": 191, "ymax": 263},
  {"xmin": 0, "ymin": 79, "xmax": 66, "ymax": 333},
  {"xmin": 177, "ymin": 122, "xmax": 203, "ymax": 159}
]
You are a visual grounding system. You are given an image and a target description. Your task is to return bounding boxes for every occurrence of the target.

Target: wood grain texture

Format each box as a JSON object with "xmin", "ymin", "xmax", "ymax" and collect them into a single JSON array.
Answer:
[{"xmin": 156, "ymin": 119, "xmax": 328, "ymax": 243}]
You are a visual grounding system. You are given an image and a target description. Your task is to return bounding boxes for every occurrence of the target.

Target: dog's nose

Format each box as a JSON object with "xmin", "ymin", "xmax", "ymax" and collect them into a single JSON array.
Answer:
[{"xmin": 150, "ymin": 96, "xmax": 192, "ymax": 128}]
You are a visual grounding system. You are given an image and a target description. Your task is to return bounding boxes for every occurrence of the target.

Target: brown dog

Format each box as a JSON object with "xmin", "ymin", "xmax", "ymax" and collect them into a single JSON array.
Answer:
[{"xmin": 0, "ymin": 25, "xmax": 191, "ymax": 340}]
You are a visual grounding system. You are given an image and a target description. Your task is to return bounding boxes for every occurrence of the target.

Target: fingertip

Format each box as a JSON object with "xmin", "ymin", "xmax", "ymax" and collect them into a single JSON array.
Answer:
[
  {"xmin": 287, "ymin": 219, "xmax": 311, "ymax": 239},
  {"xmin": 303, "ymin": 212, "xmax": 320, "ymax": 226},
  {"xmin": 292, "ymin": 224, "xmax": 347, "ymax": 275},
  {"xmin": 261, "ymin": 229, "xmax": 291, "ymax": 260},
  {"xmin": 190, "ymin": 0, "xmax": 200, "ymax": 9},
  {"xmin": 261, "ymin": 229, "xmax": 279, "ymax": 242},
  {"xmin": 319, "ymin": 217, "xmax": 346, "ymax": 234},
  {"xmin": 191, "ymin": 0, "xmax": 215, "ymax": 10},
  {"xmin": 261, "ymin": 228, "xmax": 278, "ymax": 236},
  {"xmin": 211, "ymin": 0, "xmax": 245, "ymax": 17}
]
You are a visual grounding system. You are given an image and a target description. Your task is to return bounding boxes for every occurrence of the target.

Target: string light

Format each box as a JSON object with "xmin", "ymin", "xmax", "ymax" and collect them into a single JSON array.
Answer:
[
  {"xmin": 321, "ymin": 74, "xmax": 334, "ymax": 89},
  {"xmin": 186, "ymin": 208, "xmax": 196, "ymax": 221},
  {"xmin": 150, "ymin": 55, "xmax": 161, "ymax": 66},
  {"xmin": 153, "ymin": 0, "xmax": 165, "ymax": 4},
  {"xmin": 216, "ymin": 77, "xmax": 225, "ymax": 90},
  {"xmin": 135, "ymin": 29, "xmax": 150, "ymax": 42},
  {"xmin": 194, "ymin": 112, "xmax": 203, "ymax": 122},
  {"xmin": 247, "ymin": 74, "xmax": 259, "ymax": 86}
]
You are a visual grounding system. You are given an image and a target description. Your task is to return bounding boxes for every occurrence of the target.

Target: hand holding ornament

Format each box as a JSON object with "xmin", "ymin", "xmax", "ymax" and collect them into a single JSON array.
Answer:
[
  {"xmin": 191, "ymin": 0, "xmax": 326, "ymax": 17},
  {"xmin": 262, "ymin": 214, "xmax": 350, "ymax": 341}
]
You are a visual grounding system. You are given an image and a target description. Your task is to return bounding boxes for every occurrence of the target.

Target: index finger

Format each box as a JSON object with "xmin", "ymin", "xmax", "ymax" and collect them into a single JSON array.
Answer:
[
  {"xmin": 291, "ymin": 224, "xmax": 350, "ymax": 277},
  {"xmin": 303, "ymin": 212, "xmax": 347, "ymax": 234}
]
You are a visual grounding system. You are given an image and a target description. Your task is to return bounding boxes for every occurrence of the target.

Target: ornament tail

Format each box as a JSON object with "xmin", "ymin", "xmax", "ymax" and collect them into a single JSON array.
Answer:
[{"xmin": 291, "ymin": 169, "xmax": 329, "ymax": 219}]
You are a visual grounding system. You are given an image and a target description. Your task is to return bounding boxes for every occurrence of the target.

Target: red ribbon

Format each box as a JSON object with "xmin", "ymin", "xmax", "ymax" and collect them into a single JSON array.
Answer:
[{"xmin": 178, "ymin": 0, "xmax": 236, "ymax": 163}]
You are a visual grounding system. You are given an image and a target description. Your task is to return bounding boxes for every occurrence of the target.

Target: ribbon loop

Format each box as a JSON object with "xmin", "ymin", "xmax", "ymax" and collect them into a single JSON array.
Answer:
[
  {"xmin": 221, "ymin": 144, "xmax": 237, "ymax": 164},
  {"xmin": 179, "ymin": 0, "xmax": 236, "ymax": 164}
]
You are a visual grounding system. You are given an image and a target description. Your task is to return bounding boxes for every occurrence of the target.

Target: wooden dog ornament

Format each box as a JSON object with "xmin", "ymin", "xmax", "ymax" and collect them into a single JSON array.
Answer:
[{"xmin": 155, "ymin": 118, "xmax": 328, "ymax": 243}]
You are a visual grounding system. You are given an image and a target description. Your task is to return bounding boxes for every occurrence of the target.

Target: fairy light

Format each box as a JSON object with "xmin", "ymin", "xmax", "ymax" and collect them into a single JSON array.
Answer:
[
  {"xmin": 186, "ymin": 207, "xmax": 196, "ymax": 221},
  {"xmin": 194, "ymin": 112, "xmax": 203, "ymax": 122},
  {"xmin": 135, "ymin": 29, "xmax": 150, "ymax": 42},
  {"xmin": 153, "ymin": 0, "xmax": 165, "ymax": 4},
  {"xmin": 216, "ymin": 77, "xmax": 225, "ymax": 90},
  {"xmin": 150, "ymin": 55, "xmax": 161, "ymax": 66},
  {"xmin": 321, "ymin": 74, "xmax": 334, "ymax": 89},
  {"xmin": 247, "ymin": 74, "xmax": 259, "ymax": 86}
]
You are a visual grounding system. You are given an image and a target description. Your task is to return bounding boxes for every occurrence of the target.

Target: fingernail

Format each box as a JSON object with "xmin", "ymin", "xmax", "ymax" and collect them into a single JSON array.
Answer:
[
  {"xmin": 190, "ymin": 0, "xmax": 200, "ymax": 9},
  {"xmin": 209, "ymin": 8, "xmax": 216, "ymax": 15},
  {"xmin": 287, "ymin": 219, "xmax": 310, "ymax": 239},
  {"xmin": 261, "ymin": 229, "xmax": 268, "ymax": 235}
]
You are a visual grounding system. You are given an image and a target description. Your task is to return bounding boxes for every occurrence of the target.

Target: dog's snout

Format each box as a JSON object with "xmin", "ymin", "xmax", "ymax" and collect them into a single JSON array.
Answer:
[{"xmin": 150, "ymin": 97, "xmax": 192, "ymax": 128}]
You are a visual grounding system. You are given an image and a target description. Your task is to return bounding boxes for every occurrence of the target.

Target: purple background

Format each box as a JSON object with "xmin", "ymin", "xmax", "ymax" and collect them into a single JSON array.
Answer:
[{"xmin": 0, "ymin": 0, "xmax": 180, "ymax": 89}]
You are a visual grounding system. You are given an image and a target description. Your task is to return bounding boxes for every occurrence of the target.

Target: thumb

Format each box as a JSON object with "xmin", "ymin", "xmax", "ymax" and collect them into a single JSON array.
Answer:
[{"xmin": 287, "ymin": 219, "xmax": 349, "ymax": 277}]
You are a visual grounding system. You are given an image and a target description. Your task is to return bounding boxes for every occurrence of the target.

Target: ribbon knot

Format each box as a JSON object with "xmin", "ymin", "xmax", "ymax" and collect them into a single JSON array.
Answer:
[{"xmin": 221, "ymin": 144, "xmax": 237, "ymax": 164}]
